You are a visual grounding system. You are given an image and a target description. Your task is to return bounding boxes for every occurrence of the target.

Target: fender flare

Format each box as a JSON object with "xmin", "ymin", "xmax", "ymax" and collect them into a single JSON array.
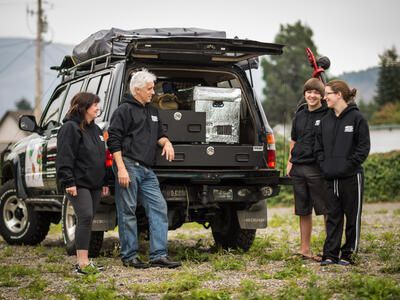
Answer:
[{"xmin": 12, "ymin": 156, "xmax": 28, "ymax": 198}]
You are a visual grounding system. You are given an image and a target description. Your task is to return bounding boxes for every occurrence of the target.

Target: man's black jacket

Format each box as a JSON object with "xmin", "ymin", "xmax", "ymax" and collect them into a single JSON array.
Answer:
[
  {"xmin": 315, "ymin": 104, "xmax": 370, "ymax": 179},
  {"xmin": 107, "ymin": 94, "xmax": 166, "ymax": 167}
]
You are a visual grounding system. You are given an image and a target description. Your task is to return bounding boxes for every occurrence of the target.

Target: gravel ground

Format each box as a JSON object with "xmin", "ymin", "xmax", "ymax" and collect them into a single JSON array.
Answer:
[{"xmin": 0, "ymin": 202, "xmax": 399, "ymax": 299}]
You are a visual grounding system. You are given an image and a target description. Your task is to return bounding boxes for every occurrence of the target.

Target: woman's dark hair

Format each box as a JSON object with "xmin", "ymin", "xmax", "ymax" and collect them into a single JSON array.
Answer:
[
  {"xmin": 66, "ymin": 92, "xmax": 100, "ymax": 129},
  {"xmin": 326, "ymin": 80, "xmax": 357, "ymax": 103}
]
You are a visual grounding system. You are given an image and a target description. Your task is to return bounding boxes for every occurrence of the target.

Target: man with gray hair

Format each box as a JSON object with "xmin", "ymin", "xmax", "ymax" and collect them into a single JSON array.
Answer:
[{"xmin": 107, "ymin": 69, "xmax": 181, "ymax": 268}]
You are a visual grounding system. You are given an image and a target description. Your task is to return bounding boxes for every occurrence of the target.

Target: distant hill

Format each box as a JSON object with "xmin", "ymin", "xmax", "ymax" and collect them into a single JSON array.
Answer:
[
  {"xmin": 337, "ymin": 67, "xmax": 379, "ymax": 104},
  {"xmin": 0, "ymin": 37, "xmax": 379, "ymax": 120},
  {"xmin": 0, "ymin": 38, "xmax": 73, "ymax": 118}
]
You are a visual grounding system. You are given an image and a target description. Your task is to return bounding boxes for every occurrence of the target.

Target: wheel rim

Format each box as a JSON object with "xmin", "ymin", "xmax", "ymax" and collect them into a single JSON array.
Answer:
[
  {"xmin": 3, "ymin": 195, "xmax": 28, "ymax": 234},
  {"xmin": 65, "ymin": 199, "xmax": 76, "ymax": 242}
]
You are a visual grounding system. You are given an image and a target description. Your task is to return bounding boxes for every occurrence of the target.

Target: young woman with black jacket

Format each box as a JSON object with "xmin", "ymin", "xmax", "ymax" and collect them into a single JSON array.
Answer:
[
  {"xmin": 315, "ymin": 80, "xmax": 370, "ymax": 266},
  {"xmin": 56, "ymin": 92, "xmax": 109, "ymax": 274}
]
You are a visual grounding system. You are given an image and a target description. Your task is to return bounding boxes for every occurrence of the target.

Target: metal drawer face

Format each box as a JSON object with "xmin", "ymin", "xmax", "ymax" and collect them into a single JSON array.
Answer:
[
  {"xmin": 155, "ymin": 144, "xmax": 264, "ymax": 167},
  {"xmin": 159, "ymin": 110, "xmax": 206, "ymax": 143}
]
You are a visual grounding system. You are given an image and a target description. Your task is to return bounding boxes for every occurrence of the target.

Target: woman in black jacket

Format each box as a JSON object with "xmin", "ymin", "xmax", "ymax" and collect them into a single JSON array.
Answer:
[
  {"xmin": 315, "ymin": 80, "xmax": 370, "ymax": 266},
  {"xmin": 56, "ymin": 92, "xmax": 108, "ymax": 274}
]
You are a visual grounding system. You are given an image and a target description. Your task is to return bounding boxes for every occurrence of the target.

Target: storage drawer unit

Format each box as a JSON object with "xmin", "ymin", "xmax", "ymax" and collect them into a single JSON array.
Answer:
[
  {"xmin": 155, "ymin": 144, "xmax": 264, "ymax": 167},
  {"xmin": 159, "ymin": 110, "xmax": 206, "ymax": 143}
]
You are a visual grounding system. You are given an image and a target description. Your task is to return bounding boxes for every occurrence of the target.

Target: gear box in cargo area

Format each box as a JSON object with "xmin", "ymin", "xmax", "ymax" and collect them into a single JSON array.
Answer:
[
  {"xmin": 162, "ymin": 86, "xmax": 241, "ymax": 144},
  {"xmin": 193, "ymin": 86, "xmax": 241, "ymax": 144}
]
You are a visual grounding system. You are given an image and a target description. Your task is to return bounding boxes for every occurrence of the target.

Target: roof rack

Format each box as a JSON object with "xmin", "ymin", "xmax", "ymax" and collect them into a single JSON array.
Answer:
[
  {"xmin": 50, "ymin": 34, "xmax": 139, "ymax": 79},
  {"xmin": 51, "ymin": 53, "xmax": 126, "ymax": 80}
]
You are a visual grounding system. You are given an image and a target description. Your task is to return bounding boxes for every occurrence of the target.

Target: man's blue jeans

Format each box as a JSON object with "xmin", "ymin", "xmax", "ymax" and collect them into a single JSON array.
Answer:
[{"xmin": 113, "ymin": 158, "xmax": 168, "ymax": 261}]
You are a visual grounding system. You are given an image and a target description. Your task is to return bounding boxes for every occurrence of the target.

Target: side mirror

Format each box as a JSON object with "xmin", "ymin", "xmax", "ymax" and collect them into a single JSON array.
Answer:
[{"xmin": 19, "ymin": 115, "xmax": 41, "ymax": 133}]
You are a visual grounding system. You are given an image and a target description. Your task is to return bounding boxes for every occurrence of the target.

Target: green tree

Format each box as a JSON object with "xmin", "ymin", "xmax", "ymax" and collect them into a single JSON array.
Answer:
[
  {"xmin": 374, "ymin": 46, "xmax": 400, "ymax": 106},
  {"xmin": 15, "ymin": 98, "xmax": 33, "ymax": 110},
  {"xmin": 261, "ymin": 21, "xmax": 321, "ymax": 125}
]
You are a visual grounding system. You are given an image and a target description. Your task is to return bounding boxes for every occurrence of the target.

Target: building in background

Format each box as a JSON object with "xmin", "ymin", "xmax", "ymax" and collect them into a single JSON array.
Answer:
[{"xmin": 0, "ymin": 111, "xmax": 32, "ymax": 153}]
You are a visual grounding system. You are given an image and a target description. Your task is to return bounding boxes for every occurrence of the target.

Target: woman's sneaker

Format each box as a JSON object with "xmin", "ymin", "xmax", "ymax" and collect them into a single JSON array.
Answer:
[
  {"xmin": 320, "ymin": 258, "xmax": 336, "ymax": 266},
  {"xmin": 88, "ymin": 260, "xmax": 105, "ymax": 271},
  {"xmin": 74, "ymin": 262, "xmax": 104, "ymax": 275}
]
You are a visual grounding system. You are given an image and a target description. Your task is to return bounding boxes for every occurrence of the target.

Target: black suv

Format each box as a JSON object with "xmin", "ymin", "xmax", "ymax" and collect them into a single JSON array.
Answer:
[{"xmin": 0, "ymin": 28, "xmax": 283, "ymax": 256}]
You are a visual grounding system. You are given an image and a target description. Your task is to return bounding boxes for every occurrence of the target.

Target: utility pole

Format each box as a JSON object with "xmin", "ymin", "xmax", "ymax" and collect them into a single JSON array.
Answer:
[{"xmin": 34, "ymin": 0, "xmax": 45, "ymax": 121}]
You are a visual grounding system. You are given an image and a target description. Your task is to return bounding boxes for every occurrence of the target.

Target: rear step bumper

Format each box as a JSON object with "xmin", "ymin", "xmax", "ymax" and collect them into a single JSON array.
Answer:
[
  {"xmin": 153, "ymin": 168, "xmax": 280, "ymax": 185},
  {"xmin": 279, "ymin": 176, "xmax": 293, "ymax": 185}
]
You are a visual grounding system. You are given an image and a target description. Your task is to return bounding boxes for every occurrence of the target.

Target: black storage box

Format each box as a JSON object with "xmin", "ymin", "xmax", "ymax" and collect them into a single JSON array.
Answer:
[
  {"xmin": 159, "ymin": 110, "xmax": 206, "ymax": 143},
  {"xmin": 155, "ymin": 144, "xmax": 264, "ymax": 167}
]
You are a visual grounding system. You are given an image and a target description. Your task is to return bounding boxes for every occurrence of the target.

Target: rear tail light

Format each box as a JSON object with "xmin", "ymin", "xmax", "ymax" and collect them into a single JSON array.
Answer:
[
  {"xmin": 266, "ymin": 133, "xmax": 276, "ymax": 169},
  {"xmin": 105, "ymin": 149, "xmax": 113, "ymax": 168},
  {"xmin": 103, "ymin": 131, "xmax": 113, "ymax": 167}
]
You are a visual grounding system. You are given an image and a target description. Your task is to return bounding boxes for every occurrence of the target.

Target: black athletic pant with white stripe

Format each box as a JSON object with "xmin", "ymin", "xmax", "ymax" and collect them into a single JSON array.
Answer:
[{"xmin": 323, "ymin": 172, "xmax": 364, "ymax": 262}]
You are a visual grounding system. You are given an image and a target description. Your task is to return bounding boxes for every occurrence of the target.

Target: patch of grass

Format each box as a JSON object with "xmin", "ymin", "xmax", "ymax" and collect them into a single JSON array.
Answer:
[
  {"xmin": 377, "ymin": 231, "xmax": 400, "ymax": 262},
  {"xmin": 251, "ymin": 229, "xmax": 292, "ymax": 265},
  {"xmin": 362, "ymin": 232, "xmax": 379, "ymax": 253},
  {"xmin": 131, "ymin": 271, "xmax": 214, "ymax": 294},
  {"xmin": 173, "ymin": 247, "xmax": 210, "ymax": 263},
  {"xmin": 180, "ymin": 222, "xmax": 204, "ymax": 230},
  {"xmin": 41, "ymin": 263, "xmax": 70, "ymax": 275},
  {"xmin": 49, "ymin": 223, "xmax": 62, "ymax": 234},
  {"xmin": 381, "ymin": 257, "xmax": 400, "ymax": 274},
  {"xmin": 1, "ymin": 246, "xmax": 13, "ymax": 257},
  {"xmin": 18, "ymin": 276, "xmax": 47, "ymax": 299},
  {"xmin": 375, "ymin": 209, "xmax": 388, "ymax": 214},
  {"xmin": 310, "ymin": 230, "xmax": 325, "ymax": 253},
  {"xmin": 257, "ymin": 245, "xmax": 291, "ymax": 264},
  {"xmin": 45, "ymin": 248, "xmax": 66, "ymax": 263},
  {"xmin": 393, "ymin": 208, "xmax": 400, "ymax": 216},
  {"xmin": 272, "ymin": 258, "xmax": 312, "ymax": 280},
  {"xmin": 237, "ymin": 279, "xmax": 272, "ymax": 300},
  {"xmin": 33, "ymin": 245, "xmax": 47, "ymax": 256},
  {"xmin": 268, "ymin": 214, "xmax": 295, "ymax": 228},
  {"xmin": 0, "ymin": 265, "xmax": 37, "ymax": 287},
  {"xmin": 162, "ymin": 289, "xmax": 231, "ymax": 300},
  {"xmin": 212, "ymin": 254, "xmax": 246, "ymax": 271},
  {"xmin": 247, "ymin": 236, "xmax": 274, "ymax": 255},
  {"xmin": 333, "ymin": 274, "xmax": 400, "ymax": 299},
  {"xmin": 277, "ymin": 275, "xmax": 331, "ymax": 300},
  {"xmin": 70, "ymin": 282, "xmax": 118, "ymax": 299}
]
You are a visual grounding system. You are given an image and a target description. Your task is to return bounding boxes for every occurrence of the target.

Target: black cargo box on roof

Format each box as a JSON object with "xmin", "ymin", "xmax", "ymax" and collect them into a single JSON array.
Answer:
[{"xmin": 72, "ymin": 27, "xmax": 226, "ymax": 63}]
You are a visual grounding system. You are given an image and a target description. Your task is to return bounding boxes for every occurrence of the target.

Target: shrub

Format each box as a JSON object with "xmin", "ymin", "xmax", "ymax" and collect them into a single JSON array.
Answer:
[{"xmin": 363, "ymin": 151, "xmax": 400, "ymax": 202}]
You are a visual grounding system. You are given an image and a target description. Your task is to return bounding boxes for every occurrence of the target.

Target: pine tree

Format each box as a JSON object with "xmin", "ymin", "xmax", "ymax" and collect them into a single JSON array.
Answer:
[
  {"xmin": 15, "ymin": 98, "xmax": 33, "ymax": 110},
  {"xmin": 375, "ymin": 46, "xmax": 400, "ymax": 106},
  {"xmin": 261, "ymin": 21, "xmax": 321, "ymax": 125}
]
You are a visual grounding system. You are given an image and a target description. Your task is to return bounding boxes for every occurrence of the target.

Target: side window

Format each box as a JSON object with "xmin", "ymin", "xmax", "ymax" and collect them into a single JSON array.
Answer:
[
  {"xmin": 41, "ymin": 86, "xmax": 67, "ymax": 128},
  {"xmin": 86, "ymin": 73, "xmax": 111, "ymax": 119},
  {"xmin": 60, "ymin": 80, "xmax": 84, "ymax": 123}
]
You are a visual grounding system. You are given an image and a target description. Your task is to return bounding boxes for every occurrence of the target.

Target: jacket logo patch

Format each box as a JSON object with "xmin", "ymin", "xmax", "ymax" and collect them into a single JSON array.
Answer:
[
  {"xmin": 344, "ymin": 125, "xmax": 353, "ymax": 132},
  {"xmin": 315, "ymin": 120, "xmax": 320, "ymax": 126},
  {"xmin": 151, "ymin": 115, "xmax": 158, "ymax": 122}
]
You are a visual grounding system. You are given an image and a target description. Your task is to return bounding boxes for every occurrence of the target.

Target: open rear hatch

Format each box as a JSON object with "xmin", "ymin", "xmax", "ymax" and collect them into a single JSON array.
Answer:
[{"xmin": 126, "ymin": 37, "xmax": 283, "ymax": 64}]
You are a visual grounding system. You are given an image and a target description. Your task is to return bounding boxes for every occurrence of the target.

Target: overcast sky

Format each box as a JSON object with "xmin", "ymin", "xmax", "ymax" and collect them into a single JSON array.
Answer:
[{"xmin": 0, "ymin": 0, "xmax": 399, "ymax": 75}]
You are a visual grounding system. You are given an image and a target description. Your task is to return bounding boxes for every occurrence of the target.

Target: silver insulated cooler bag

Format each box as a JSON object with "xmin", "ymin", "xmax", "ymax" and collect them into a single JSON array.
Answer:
[{"xmin": 192, "ymin": 87, "xmax": 241, "ymax": 143}]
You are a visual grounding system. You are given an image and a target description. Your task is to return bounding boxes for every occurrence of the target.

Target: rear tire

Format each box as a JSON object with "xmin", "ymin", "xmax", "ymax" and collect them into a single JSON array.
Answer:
[
  {"xmin": 0, "ymin": 180, "xmax": 50, "ymax": 245},
  {"xmin": 211, "ymin": 206, "xmax": 256, "ymax": 252},
  {"xmin": 61, "ymin": 196, "xmax": 104, "ymax": 257}
]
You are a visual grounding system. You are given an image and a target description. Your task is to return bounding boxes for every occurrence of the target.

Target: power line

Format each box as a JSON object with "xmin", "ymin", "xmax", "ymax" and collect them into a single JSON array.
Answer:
[{"xmin": 0, "ymin": 43, "xmax": 34, "ymax": 74}]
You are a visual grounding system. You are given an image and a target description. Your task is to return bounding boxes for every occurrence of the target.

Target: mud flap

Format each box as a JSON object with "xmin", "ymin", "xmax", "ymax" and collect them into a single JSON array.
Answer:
[
  {"xmin": 237, "ymin": 200, "xmax": 268, "ymax": 229},
  {"xmin": 91, "ymin": 207, "xmax": 116, "ymax": 231}
]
